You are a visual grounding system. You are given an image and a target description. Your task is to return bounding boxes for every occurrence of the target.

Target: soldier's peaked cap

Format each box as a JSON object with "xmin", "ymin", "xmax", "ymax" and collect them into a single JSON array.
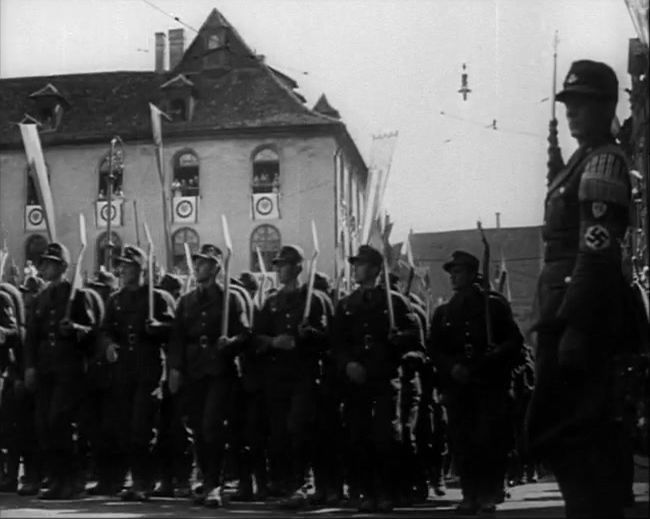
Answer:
[
  {"xmin": 272, "ymin": 245, "xmax": 304, "ymax": 265},
  {"xmin": 443, "ymin": 250, "xmax": 479, "ymax": 272},
  {"xmin": 115, "ymin": 245, "xmax": 146, "ymax": 267},
  {"xmin": 348, "ymin": 245, "xmax": 383, "ymax": 267},
  {"xmin": 192, "ymin": 244, "xmax": 222, "ymax": 263},
  {"xmin": 39, "ymin": 242, "xmax": 70, "ymax": 265},
  {"xmin": 556, "ymin": 60, "xmax": 618, "ymax": 103}
]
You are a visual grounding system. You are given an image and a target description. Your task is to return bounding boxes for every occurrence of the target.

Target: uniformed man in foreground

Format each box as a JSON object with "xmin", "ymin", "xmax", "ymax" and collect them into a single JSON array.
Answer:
[
  {"xmin": 167, "ymin": 244, "xmax": 250, "ymax": 508},
  {"xmin": 333, "ymin": 245, "xmax": 420, "ymax": 513},
  {"xmin": 254, "ymin": 245, "xmax": 329, "ymax": 508},
  {"xmin": 24, "ymin": 243, "xmax": 98, "ymax": 499},
  {"xmin": 99, "ymin": 245, "xmax": 175, "ymax": 501},
  {"xmin": 526, "ymin": 60, "xmax": 638, "ymax": 519},
  {"xmin": 429, "ymin": 250, "xmax": 523, "ymax": 515}
]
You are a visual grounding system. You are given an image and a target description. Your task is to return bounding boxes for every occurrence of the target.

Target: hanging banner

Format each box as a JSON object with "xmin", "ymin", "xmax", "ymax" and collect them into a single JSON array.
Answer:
[
  {"xmin": 95, "ymin": 200, "xmax": 123, "ymax": 228},
  {"xmin": 25, "ymin": 205, "xmax": 47, "ymax": 231},
  {"xmin": 172, "ymin": 196, "xmax": 198, "ymax": 224},
  {"xmin": 252, "ymin": 193, "xmax": 280, "ymax": 220}
]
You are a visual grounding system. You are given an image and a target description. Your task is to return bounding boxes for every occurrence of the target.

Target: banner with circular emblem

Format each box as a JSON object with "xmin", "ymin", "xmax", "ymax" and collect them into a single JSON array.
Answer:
[
  {"xmin": 172, "ymin": 196, "xmax": 198, "ymax": 224},
  {"xmin": 252, "ymin": 193, "xmax": 280, "ymax": 220},
  {"xmin": 25, "ymin": 204, "xmax": 47, "ymax": 231},
  {"xmin": 95, "ymin": 200, "xmax": 123, "ymax": 228}
]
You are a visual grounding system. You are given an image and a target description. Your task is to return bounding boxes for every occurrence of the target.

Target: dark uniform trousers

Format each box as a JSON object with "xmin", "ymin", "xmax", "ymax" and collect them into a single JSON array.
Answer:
[
  {"xmin": 334, "ymin": 287, "xmax": 420, "ymax": 501},
  {"xmin": 24, "ymin": 281, "xmax": 96, "ymax": 483},
  {"xmin": 526, "ymin": 140, "xmax": 635, "ymax": 519},
  {"xmin": 100, "ymin": 286, "xmax": 174, "ymax": 489},
  {"xmin": 167, "ymin": 283, "xmax": 248, "ymax": 490},
  {"xmin": 255, "ymin": 286, "xmax": 328, "ymax": 493}
]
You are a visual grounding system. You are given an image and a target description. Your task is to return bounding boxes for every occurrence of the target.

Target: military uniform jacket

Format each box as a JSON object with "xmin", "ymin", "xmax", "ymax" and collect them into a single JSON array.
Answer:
[
  {"xmin": 536, "ymin": 138, "xmax": 632, "ymax": 341},
  {"xmin": 100, "ymin": 285, "xmax": 174, "ymax": 381},
  {"xmin": 332, "ymin": 286, "xmax": 420, "ymax": 384},
  {"xmin": 428, "ymin": 286, "xmax": 523, "ymax": 391},
  {"xmin": 24, "ymin": 280, "xmax": 96, "ymax": 375},
  {"xmin": 254, "ymin": 284, "xmax": 329, "ymax": 384},
  {"xmin": 167, "ymin": 283, "xmax": 248, "ymax": 381}
]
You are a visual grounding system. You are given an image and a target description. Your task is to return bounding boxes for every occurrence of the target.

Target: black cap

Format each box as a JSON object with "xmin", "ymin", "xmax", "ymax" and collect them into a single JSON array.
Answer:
[
  {"xmin": 348, "ymin": 245, "xmax": 383, "ymax": 267},
  {"xmin": 19, "ymin": 275, "xmax": 45, "ymax": 294},
  {"xmin": 158, "ymin": 273, "xmax": 182, "ymax": 293},
  {"xmin": 192, "ymin": 244, "xmax": 222, "ymax": 263},
  {"xmin": 115, "ymin": 245, "xmax": 146, "ymax": 268},
  {"xmin": 238, "ymin": 271, "xmax": 259, "ymax": 292},
  {"xmin": 556, "ymin": 60, "xmax": 618, "ymax": 103},
  {"xmin": 39, "ymin": 242, "xmax": 70, "ymax": 265},
  {"xmin": 88, "ymin": 269, "xmax": 118, "ymax": 290},
  {"xmin": 443, "ymin": 250, "xmax": 479, "ymax": 273},
  {"xmin": 314, "ymin": 271, "xmax": 330, "ymax": 291},
  {"xmin": 272, "ymin": 245, "xmax": 304, "ymax": 265}
]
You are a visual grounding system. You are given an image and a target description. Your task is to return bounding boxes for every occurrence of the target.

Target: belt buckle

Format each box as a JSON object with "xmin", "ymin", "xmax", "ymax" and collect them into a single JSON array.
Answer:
[
  {"xmin": 127, "ymin": 333, "xmax": 137, "ymax": 346},
  {"xmin": 199, "ymin": 335, "xmax": 209, "ymax": 349},
  {"xmin": 48, "ymin": 332, "xmax": 56, "ymax": 346}
]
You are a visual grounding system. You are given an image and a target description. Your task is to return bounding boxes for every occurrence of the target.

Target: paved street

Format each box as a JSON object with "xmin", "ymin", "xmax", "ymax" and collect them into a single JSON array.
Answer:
[{"xmin": 1, "ymin": 480, "xmax": 648, "ymax": 518}]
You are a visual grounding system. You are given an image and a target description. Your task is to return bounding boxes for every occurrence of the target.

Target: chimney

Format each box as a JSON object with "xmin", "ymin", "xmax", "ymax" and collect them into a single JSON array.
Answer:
[
  {"xmin": 495, "ymin": 212, "xmax": 501, "ymax": 229},
  {"xmin": 169, "ymin": 28, "xmax": 185, "ymax": 70},
  {"xmin": 155, "ymin": 32, "xmax": 166, "ymax": 72}
]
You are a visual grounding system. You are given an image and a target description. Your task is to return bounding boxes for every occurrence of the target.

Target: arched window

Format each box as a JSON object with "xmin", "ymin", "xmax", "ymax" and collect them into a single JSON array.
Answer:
[
  {"xmin": 172, "ymin": 150, "xmax": 200, "ymax": 197},
  {"xmin": 98, "ymin": 148, "xmax": 124, "ymax": 199},
  {"xmin": 252, "ymin": 148, "xmax": 279, "ymax": 194},
  {"xmin": 172, "ymin": 227, "xmax": 200, "ymax": 272},
  {"xmin": 24, "ymin": 234, "xmax": 48, "ymax": 265},
  {"xmin": 250, "ymin": 224, "xmax": 281, "ymax": 271},
  {"xmin": 96, "ymin": 231, "xmax": 122, "ymax": 270}
]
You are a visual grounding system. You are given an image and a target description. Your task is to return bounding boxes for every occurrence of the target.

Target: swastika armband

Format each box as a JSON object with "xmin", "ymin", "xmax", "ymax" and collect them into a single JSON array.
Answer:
[
  {"xmin": 578, "ymin": 151, "xmax": 630, "ymax": 207},
  {"xmin": 583, "ymin": 224, "xmax": 611, "ymax": 251}
]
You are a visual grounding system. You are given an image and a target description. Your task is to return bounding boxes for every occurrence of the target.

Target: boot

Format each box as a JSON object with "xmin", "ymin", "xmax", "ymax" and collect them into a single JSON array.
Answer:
[
  {"xmin": 204, "ymin": 485, "xmax": 223, "ymax": 507},
  {"xmin": 231, "ymin": 449, "xmax": 253, "ymax": 502}
]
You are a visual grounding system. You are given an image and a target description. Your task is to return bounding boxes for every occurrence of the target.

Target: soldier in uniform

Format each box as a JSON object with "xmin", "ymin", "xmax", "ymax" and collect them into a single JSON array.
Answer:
[
  {"xmin": 254, "ymin": 245, "xmax": 329, "ymax": 508},
  {"xmin": 333, "ymin": 245, "xmax": 420, "ymax": 513},
  {"xmin": 99, "ymin": 245, "xmax": 175, "ymax": 501},
  {"xmin": 23, "ymin": 243, "xmax": 98, "ymax": 499},
  {"xmin": 526, "ymin": 60, "xmax": 636, "ymax": 519},
  {"xmin": 0, "ymin": 282, "xmax": 21, "ymax": 492},
  {"xmin": 167, "ymin": 244, "xmax": 250, "ymax": 508},
  {"xmin": 429, "ymin": 250, "xmax": 523, "ymax": 515}
]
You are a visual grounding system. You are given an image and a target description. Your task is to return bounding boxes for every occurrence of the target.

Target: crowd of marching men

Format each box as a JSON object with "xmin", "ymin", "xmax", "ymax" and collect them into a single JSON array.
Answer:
[{"xmin": 0, "ymin": 229, "xmax": 545, "ymax": 514}]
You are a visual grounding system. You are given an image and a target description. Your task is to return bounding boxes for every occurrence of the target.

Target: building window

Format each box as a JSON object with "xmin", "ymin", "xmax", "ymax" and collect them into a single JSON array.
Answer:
[
  {"xmin": 98, "ymin": 149, "xmax": 124, "ymax": 200},
  {"xmin": 24, "ymin": 234, "xmax": 48, "ymax": 265},
  {"xmin": 250, "ymin": 224, "xmax": 281, "ymax": 271},
  {"xmin": 169, "ymin": 98, "xmax": 187, "ymax": 122},
  {"xmin": 172, "ymin": 150, "xmax": 200, "ymax": 197},
  {"xmin": 207, "ymin": 33, "xmax": 221, "ymax": 50},
  {"xmin": 252, "ymin": 148, "xmax": 280, "ymax": 194},
  {"xmin": 172, "ymin": 227, "xmax": 200, "ymax": 272},
  {"xmin": 96, "ymin": 231, "xmax": 122, "ymax": 270}
]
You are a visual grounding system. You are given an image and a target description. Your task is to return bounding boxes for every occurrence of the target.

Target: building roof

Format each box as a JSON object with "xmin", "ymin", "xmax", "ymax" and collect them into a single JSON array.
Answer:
[{"xmin": 0, "ymin": 8, "xmax": 351, "ymax": 150}]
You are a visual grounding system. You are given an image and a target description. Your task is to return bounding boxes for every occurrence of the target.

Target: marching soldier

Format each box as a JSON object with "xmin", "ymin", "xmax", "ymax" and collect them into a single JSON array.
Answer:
[
  {"xmin": 254, "ymin": 245, "xmax": 329, "ymax": 508},
  {"xmin": 333, "ymin": 245, "xmax": 420, "ymax": 513},
  {"xmin": 23, "ymin": 243, "xmax": 98, "ymax": 499},
  {"xmin": 0, "ymin": 282, "xmax": 21, "ymax": 492},
  {"xmin": 167, "ymin": 244, "xmax": 250, "ymax": 508},
  {"xmin": 526, "ymin": 60, "xmax": 639, "ymax": 519},
  {"xmin": 99, "ymin": 245, "xmax": 175, "ymax": 501},
  {"xmin": 429, "ymin": 250, "xmax": 523, "ymax": 515}
]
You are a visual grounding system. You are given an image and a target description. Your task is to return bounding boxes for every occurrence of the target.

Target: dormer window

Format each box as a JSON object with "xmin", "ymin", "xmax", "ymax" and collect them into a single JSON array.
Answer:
[
  {"xmin": 207, "ymin": 33, "xmax": 221, "ymax": 50},
  {"xmin": 28, "ymin": 83, "xmax": 68, "ymax": 131},
  {"xmin": 160, "ymin": 74, "xmax": 195, "ymax": 122}
]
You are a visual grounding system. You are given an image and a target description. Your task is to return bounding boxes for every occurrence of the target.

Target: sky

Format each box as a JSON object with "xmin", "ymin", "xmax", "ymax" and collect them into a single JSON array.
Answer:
[{"xmin": 0, "ymin": 0, "xmax": 639, "ymax": 240}]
